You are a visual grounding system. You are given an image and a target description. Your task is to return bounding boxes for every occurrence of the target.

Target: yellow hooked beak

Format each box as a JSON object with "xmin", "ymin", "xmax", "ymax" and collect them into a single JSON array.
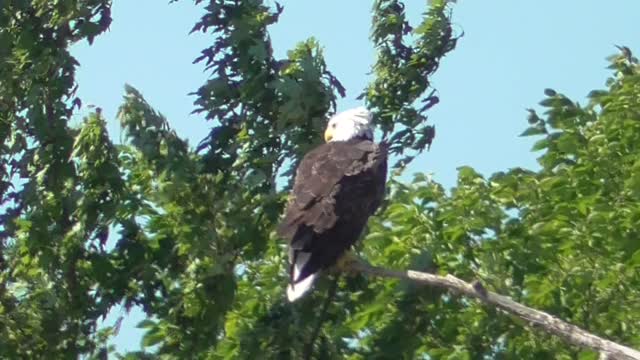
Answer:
[{"xmin": 324, "ymin": 127, "xmax": 333, "ymax": 142}]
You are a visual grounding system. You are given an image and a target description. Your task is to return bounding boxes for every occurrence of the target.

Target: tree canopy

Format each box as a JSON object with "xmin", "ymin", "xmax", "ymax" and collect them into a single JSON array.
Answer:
[{"xmin": 1, "ymin": 1, "xmax": 639, "ymax": 359}]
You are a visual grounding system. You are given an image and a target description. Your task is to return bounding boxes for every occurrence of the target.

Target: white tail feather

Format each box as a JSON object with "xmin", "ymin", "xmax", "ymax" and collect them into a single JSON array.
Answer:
[
  {"xmin": 287, "ymin": 252, "xmax": 317, "ymax": 302},
  {"xmin": 287, "ymin": 273, "xmax": 317, "ymax": 302}
]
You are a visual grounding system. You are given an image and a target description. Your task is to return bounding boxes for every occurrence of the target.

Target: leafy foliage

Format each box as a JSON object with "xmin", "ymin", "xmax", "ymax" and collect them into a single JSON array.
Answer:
[
  {"xmin": 0, "ymin": 1, "xmax": 114, "ymax": 358},
  {"xmin": 2, "ymin": 0, "xmax": 638, "ymax": 359},
  {"xmin": 2, "ymin": 0, "xmax": 455, "ymax": 358},
  {"xmin": 365, "ymin": 0, "xmax": 458, "ymax": 169},
  {"xmin": 353, "ymin": 50, "xmax": 640, "ymax": 358}
]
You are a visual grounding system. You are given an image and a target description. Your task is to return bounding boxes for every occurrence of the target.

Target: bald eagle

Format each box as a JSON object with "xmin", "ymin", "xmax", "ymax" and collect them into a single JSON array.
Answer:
[{"xmin": 278, "ymin": 107, "xmax": 388, "ymax": 301}]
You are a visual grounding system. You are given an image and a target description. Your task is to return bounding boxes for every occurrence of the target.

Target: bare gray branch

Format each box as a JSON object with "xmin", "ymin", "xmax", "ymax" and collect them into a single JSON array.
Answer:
[{"xmin": 352, "ymin": 260, "xmax": 640, "ymax": 360}]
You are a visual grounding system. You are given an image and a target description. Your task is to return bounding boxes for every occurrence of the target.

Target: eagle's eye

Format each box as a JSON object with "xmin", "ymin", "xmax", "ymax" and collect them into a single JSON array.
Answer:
[{"xmin": 331, "ymin": 123, "xmax": 337, "ymax": 129}]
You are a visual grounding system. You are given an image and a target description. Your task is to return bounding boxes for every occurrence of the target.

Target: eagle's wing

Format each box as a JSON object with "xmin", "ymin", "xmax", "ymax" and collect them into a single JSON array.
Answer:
[{"xmin": 277, "ymin": 140, "xmax": 387, "ymax": 300}]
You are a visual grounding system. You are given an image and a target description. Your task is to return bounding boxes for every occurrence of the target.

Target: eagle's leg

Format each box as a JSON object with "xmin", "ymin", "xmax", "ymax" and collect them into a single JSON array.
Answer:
[{"xmin": 332, "ymin": 251, "xmax": 362, "ymax": 276}]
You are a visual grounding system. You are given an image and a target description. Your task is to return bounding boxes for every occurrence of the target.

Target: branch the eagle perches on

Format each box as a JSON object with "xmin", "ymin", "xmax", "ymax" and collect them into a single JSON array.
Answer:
[{"xmin": 349, "ymin": 260, "xmax": 640, "ymax": 360}]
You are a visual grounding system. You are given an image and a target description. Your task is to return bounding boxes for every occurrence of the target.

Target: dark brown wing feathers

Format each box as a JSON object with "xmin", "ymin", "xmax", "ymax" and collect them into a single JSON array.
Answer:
[{"xmin": 277, "ymin": 139, "xmax": 388, "ymax": 283}]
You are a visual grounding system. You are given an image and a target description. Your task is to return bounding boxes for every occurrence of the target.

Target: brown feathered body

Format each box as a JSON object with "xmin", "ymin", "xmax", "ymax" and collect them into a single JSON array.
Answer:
[{"xmin": 277, "ymin": 138, "xmax": 387, "ymax": 297}]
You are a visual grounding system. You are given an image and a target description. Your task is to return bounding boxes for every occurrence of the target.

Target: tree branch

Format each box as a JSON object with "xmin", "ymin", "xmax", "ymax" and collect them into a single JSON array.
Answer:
[{"xmin": 351, "ymin": 260, "xmax": 640, "ymax": 360}]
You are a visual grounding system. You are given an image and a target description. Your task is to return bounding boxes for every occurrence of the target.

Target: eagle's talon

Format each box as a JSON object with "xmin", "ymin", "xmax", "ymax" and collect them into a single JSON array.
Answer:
[{"xmin": 332, "ymin": 251, "xmax": 362, "ymax": 276}]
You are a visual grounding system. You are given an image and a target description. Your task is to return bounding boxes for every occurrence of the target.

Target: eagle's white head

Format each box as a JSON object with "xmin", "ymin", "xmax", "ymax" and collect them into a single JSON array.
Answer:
[{"xmin": 324, "ymin": 107, "xmax": 374, "ymax": 142}]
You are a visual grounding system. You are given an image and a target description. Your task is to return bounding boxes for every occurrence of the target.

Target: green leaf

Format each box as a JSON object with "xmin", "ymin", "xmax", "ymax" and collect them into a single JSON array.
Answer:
[
  {"xmin": 531, "ymin": 138, "xmax": 550, "ymax": 151},
  {"xmin": 577, "ymin": 351, "xmax": 598, "ymax": 360},
  {"xmin": 629, "ymin": 249, "xmax": 640, "ymax": 267},
  {"xmin": 141, "ymin": 329, "xmax": 165, "ymax": 348},
  {"xmin": 136, "ymin": 320, "xmax": 156, "ymax": 329},
  {"xmin": 519, "ymin": 125, "xmax": 547, "ymax": 137}
]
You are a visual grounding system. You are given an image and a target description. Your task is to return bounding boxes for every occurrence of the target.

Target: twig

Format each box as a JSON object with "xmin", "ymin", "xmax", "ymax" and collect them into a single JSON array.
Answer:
[
  {"xmin": 303, "ymin": 276, "xmax": 339, "ymax": 360},
  {"xmin": 351, "ymin": 260, "xmax": 640, "ymax": 360}
]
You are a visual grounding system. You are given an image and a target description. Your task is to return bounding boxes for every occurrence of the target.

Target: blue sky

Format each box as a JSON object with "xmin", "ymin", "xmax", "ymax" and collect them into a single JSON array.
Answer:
[{"xmin": 70, "ymin": 0, "xmax": 640, "ymax": 354}]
